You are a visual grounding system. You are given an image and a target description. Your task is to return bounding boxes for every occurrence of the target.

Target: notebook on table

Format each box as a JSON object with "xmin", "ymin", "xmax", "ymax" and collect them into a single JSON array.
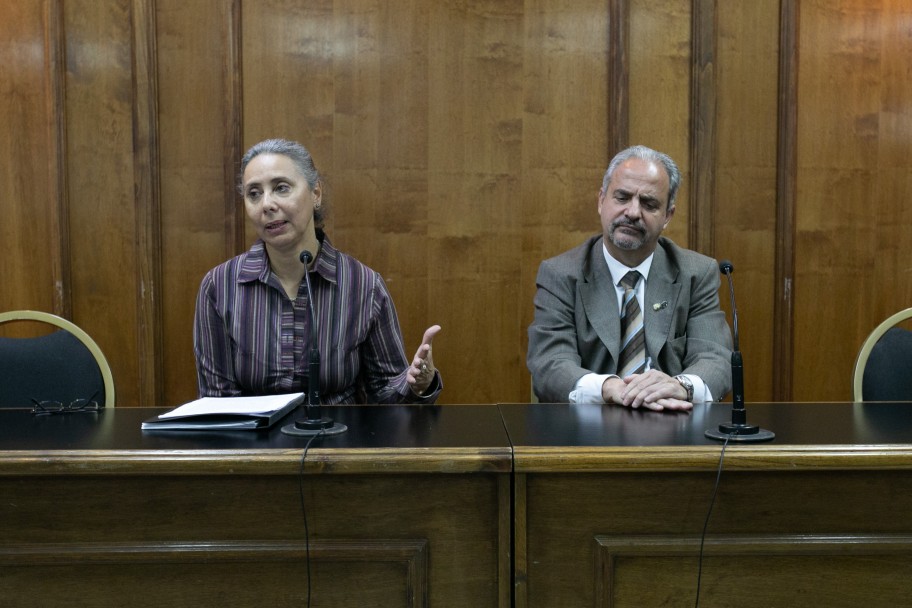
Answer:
[{"xmin": 141, "ymin": 393, "xmax": 304, "ymax": 431}]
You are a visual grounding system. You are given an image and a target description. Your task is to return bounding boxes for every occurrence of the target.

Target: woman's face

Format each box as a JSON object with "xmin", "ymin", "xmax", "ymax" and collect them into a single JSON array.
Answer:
[{"xmin": 241, "ymin": 153, "xmax": 321, "ymax": 254}]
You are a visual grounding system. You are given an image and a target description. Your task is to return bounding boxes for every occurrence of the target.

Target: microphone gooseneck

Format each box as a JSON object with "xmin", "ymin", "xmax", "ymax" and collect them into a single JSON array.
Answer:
[
  {"xmin": 719, "ymin": 260, "xmax": 738, "ymax": 352},
  {"xmin": 705, "ymin": 260, "xmax": 774, "ymax": 442},
  {"xmin": 281, "ymin": 249, "xmax": 347, "ymax": 436},
  {"xmin": 299, "ymin": 251, "xmax": 321, "ymax": 409}
]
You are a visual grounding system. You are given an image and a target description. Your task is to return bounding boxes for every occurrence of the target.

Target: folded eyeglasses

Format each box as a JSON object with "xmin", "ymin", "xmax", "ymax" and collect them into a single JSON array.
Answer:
[{"xmin": 31, "ymin": 391, "xmax": 102, "ymax": 415}]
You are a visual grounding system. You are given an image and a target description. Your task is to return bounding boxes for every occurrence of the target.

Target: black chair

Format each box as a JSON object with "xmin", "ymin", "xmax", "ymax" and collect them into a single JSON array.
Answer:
[
  {"xmin": 853, "ymin": 308, "xmax": 912, "ymax": 402},
  {"xmin": 0, "ymin": 310, "xmax": 115, "ymax": 409}
]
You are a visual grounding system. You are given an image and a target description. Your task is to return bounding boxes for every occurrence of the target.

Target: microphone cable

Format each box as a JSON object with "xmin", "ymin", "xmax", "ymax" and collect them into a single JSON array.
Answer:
[
  {"xmin": 298, "ymin": 428, "xmax": 326, "ymax": 608},
  {"xmin": 694, "ymin": 431, "xmax": 733, "ymax": 608}
]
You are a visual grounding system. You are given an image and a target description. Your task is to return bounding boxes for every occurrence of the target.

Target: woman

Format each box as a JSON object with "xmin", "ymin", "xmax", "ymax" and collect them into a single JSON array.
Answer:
[{"xmin": 194, "ymin": 138, "xmax": 441, "ymax": 403}]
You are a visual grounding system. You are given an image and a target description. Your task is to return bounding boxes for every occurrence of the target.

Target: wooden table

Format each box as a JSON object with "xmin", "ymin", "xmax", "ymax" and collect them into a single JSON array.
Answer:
[
  {"xmin": 500, "ymin": 401, "xmax": 912, "ymax": 608},
  {"xmin": 0, "ymin": 405, "xmax": 512, "ymax": 608},
  {"xmin": 4, "ymin": 401, "xmax": 912, "ymax": 607}
]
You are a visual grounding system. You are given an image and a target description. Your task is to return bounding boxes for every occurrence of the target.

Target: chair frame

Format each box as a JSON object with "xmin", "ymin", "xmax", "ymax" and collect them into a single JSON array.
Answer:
[
  {"xmin": 852, "ymin": 307, "xmax": 912, "ymax": 402},
  {"xmin": 0, "ymin": 310, "xmax": 116, "ymax": 408}
]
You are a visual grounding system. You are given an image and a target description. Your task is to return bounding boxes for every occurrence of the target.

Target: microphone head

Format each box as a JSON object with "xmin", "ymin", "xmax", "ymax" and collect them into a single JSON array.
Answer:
[
  {"xmin": 299, "ymin": 250, "xmax": 314, "ymax": 265},
  {"xmin": 719, "ymin": 259, "xmax": 734, "ymax": 274}
]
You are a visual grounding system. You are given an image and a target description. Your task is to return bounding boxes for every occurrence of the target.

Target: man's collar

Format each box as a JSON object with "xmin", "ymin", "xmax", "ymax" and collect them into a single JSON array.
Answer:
[{"xmin": 602, "ymin": 242, "xmax": 654, "ymax": 286}]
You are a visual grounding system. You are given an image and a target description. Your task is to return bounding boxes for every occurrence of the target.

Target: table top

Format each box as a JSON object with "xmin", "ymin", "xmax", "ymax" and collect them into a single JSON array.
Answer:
[
  {"xmin": 0, "ymin": 404, "xmax": 513, "ymax": 475},
  {"xmin": 2, "ymin": 401, "xmax": 911, "ymax": 475},
  {"xmin": 498, "ymin": 401, "xmax": 912, "ymax": 446},
  {"xmin": 498, "ymin": 401, "xmax": 912, "ymax": 471}
]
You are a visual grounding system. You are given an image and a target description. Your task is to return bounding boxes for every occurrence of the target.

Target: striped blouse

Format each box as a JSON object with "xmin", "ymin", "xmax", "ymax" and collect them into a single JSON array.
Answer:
[{"xmin": 193, "ymin": 236, "xmax": 440, "ymax": 404}]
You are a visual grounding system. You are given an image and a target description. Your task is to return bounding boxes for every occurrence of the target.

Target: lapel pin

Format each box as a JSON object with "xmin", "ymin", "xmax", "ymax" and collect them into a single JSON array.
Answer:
[{"xmin": 653, "ymin": 301, "xmax": 668, "ymax": 311}]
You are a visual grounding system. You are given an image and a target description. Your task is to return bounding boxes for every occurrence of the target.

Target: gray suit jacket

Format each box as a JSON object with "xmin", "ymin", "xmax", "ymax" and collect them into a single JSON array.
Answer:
[{"xmin": 527, "ymin": 235, "xmax": 733, "ymax": 403}]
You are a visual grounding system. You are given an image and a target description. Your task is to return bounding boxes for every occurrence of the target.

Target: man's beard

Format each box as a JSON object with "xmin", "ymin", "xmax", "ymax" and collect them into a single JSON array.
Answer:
[{"xmin": 609, "ymin": 220, "xmax": 646, "ymax": 250}]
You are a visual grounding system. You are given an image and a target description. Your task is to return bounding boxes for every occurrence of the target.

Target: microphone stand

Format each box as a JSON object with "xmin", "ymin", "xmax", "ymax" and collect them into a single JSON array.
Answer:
[
  {"xmin": 705, "ymin": 261, "xmax": 774, "ymax": 442},
  {"xmin": 282, "ymin": 250, "xmax": 347, "ymax": 436}
]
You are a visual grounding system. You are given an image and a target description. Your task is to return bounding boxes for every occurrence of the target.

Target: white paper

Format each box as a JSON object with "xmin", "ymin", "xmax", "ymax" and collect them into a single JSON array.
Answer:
[{"xmin": 158, "ymin": 393, "xmax": 304, "ymax": 419}]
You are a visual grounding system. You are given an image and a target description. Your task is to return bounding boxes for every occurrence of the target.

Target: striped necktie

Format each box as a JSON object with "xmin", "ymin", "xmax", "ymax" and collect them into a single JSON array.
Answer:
[{"xmin": 617, "ymin": 270, "xmax": 647, "ymax": 377}]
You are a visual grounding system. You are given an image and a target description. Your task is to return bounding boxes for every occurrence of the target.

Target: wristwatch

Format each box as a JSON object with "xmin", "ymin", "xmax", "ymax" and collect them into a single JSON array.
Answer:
[{"xmin": 674, "ymin": 375, "xmax": 694, "ymax": 402}]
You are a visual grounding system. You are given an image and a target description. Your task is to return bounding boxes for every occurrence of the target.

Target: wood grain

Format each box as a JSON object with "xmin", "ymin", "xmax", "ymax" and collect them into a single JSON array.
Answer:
[
  {"xmin": 716, "ymin": 0, "xmax": 780, "ymax": 402},
  {"xmin": 0, "ymin": 1, "xmax": 60, "ymax": 316},
  {"xmin": 64, "ymin": 0, "xmax": 142, "ymax": 405},
  {"xmin": 794, "ymin": 0, "xmax": 912, "ymax": 400},
  {"xmin": 2, "ymin": 0, "xmax": 912, "ymax": 404},
  {"xmin": 157, "ymin": 0, "xmax": 240, "ymax": 405}
]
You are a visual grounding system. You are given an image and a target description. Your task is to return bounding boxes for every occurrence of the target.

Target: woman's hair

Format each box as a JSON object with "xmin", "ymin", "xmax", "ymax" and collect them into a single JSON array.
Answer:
[
  {"xmin": 601, "ymin": 145, "xmax": 681, "ymax": 211},
  {"xmin": 238, "ymin": 138, "xmax": 327, "ymax": 228}
]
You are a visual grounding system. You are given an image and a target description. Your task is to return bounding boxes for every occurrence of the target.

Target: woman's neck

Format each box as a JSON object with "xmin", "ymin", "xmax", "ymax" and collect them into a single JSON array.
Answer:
[{"xmin": 266, "ymin": 234, "xmax": 320, "ymax": 299}]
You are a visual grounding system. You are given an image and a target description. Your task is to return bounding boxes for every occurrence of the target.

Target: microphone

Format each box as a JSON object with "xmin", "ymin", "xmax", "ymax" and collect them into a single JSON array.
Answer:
[
  {"xmin": 300, "ymin": 250, "xmax": 321, "ymax": 409},
  {"xmin": 281, "ymin": 250, "xmax": 347, "ymax": 436},
  {"xmin": 705, "ymin": 260, "xmax": 774, "ymax": 442}
]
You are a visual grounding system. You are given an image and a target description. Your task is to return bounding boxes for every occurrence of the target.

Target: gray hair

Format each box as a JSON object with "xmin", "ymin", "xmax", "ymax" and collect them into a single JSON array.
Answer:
[
  {"xmin": 238, "ymin": 138, "xmax": 327, "ymax": 228},
  {"xmin": 601, "ymin": 145, "xmax": 681, "ymax": 211}
]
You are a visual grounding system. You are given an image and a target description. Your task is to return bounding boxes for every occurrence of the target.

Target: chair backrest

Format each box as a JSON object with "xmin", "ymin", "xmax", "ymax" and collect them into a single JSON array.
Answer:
[
  {"xmin": 852, "ymin": 307, "xmax": 912, "ymax": 402},
  {"xmin": 0, "ymin": 310, "xmax": 115, "ymax": 409}
]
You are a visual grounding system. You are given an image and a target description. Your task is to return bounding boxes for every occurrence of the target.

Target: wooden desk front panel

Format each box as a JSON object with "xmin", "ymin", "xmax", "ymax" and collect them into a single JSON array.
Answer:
[
  {"xmin": 0, "ymin": 471, "xmax": 510, "ymax": 608},
  {"xmin": 515, "ymin": 469, "xmax": 912, "ymax": 608}
]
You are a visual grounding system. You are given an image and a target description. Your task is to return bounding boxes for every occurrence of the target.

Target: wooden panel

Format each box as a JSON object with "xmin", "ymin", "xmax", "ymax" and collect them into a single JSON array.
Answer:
[
  {"xmin": 241, "ymin": 0, "xmax": 335, "ymax": 194},
  {"xmin": 628, "ymin": 0, "xmax": 692, "ymax": 246},
  {"xmin": 157, "ymin": 0, "xmax": 240, "ymax": 406},
  {"xmin": 0, "ymin": 0, "xmax": 63, "ymax": 315},
  {"xmin": 333, "ymin": 0, "xmax": 433, "ymax": 392},
  {"xmin": 427, "ymin": 0, "xmax": 524, "ymax": 403},
  {"xmin": 520, "ymin": 0, "xmax": 612, "ymax": 399},
  {"xmin": 516, "ymin": 469, "xmax": 912, "ymax": 607},
  {"xmin": 4, "ymin": 0, "xmax": 912, "ymax": 405},
  {"xmin": 0, "ymin": 471, "xmax": 508, "ymax": 607},
  {"xmin": 1, "ymin": 541, "xmax": 427, "ymax": 608},
  {"xmin": 714, "ymin": 0, "xmax": 779, "ymax": 401},
  {"xmin": 794, "ymin": 0, "xmax": 912, "ymax": 400},
  {"xmin": 64, "ymin": 0, "xmax": 141, "ymax": 405},
  {"xmin": 598, "ymin": 536, "xmax": 912, "ymax": 607}
]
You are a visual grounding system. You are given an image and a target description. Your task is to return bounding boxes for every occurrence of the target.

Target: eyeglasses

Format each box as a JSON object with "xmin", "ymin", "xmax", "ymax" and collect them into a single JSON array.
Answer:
[{"xmin": 31, "ymin": 391, "xmax": 103, "ymax": 416}]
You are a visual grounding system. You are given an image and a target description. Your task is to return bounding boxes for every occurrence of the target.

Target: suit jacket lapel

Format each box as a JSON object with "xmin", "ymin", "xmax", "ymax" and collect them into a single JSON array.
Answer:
[
  {"xmin": 580, "ymin": 241, "xmax": 621, "ymax": 363},
  {"xmin": 645, "ymin": 245, "xmax": 680, "ymax": 361}
]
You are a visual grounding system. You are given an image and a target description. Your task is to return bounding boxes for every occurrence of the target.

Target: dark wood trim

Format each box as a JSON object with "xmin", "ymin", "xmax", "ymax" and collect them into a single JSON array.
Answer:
[
  {"xmin": 131, "ymin": 0, "xmax": 164, "ymax": 407},
  {"xmin": 513, "ymin": 473, "xmax": 528, "ymax": 608},
  {"xmin": 607, "ymin": 0, "xmax": 629, "ymax": 154},
  {"xmin": 45, "ymin": 0, "xmax": 71, "ymax": 318},
  {"xmin": 498, "ymin": 475, "xmax": 512, "ymax": 608},
  {"xmin": 688, "ymin": 0, "xmax": 717, "ymax": 256},
  {"xmin": 774, "ymin": 0, "xmax": 799, "ymax": 401},
  {"xmin": 224, "ymin": 0, "xmax": 245, "ymax": 257}
]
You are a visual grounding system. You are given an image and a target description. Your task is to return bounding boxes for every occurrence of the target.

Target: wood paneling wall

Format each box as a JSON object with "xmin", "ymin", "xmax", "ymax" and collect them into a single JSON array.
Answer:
[{"xmin": 1, "ymin": 0, "xmax": 910, "ymax": 406}]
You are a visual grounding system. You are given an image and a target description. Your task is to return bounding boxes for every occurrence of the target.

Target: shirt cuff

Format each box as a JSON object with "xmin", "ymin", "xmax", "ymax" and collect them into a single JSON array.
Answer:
[
  {"xmin": 408, "ymin": 371, "xmax": 442, "ymax": 402},
  {"xmin": 683, "ymin": 374, "xmax": 714, "ymax": 403},
  {"xmin": 569, "ymin": 373, "xmax": 613, "ymax": 404}
]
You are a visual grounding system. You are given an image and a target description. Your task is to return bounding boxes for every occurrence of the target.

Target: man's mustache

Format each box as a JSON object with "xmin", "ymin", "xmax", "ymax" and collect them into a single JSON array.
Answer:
[{"xmin": 611, "ymin": 219, "xmax": 645, "ymax": 232}]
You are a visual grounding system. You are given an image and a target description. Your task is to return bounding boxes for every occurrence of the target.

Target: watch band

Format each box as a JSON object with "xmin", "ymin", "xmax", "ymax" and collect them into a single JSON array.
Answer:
[{"xmin": 674, "ymin": 375, "xmax": 694, "ymax": 402}]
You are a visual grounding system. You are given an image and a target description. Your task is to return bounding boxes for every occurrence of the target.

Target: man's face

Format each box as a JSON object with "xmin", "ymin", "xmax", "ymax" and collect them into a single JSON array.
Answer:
[{"xmin": 598, "ymin": 157, "xmax": 674, "ymax": 266}]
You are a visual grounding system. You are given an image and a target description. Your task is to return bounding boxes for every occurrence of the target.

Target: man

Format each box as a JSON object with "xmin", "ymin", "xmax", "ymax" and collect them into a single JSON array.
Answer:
[{"xmin": 527, "ymin": 145, "xmax": 732, "ymax": 410}]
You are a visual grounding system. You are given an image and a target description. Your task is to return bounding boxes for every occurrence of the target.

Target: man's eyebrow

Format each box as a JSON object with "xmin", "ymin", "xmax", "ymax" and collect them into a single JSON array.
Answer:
[{"xmin": 613, "ymin": 187, "xmax": 658, "ymax": 200}]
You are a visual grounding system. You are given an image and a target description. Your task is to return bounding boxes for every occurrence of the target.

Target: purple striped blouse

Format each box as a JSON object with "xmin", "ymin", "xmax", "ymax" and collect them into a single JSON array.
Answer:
[{"xmin": 193, "ymin": 236, "xmax": 441, "ymax": 404}]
